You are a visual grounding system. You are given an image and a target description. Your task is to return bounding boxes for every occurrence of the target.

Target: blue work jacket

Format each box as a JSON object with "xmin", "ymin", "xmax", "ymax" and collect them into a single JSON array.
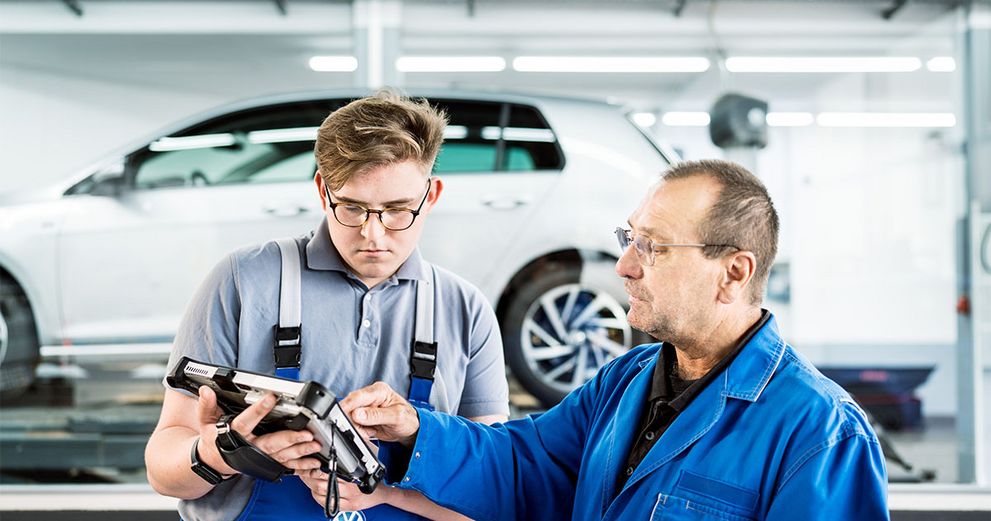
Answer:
[{"xmin": 383, "ymin": 314, "xmax": 889, "ymax": 520}]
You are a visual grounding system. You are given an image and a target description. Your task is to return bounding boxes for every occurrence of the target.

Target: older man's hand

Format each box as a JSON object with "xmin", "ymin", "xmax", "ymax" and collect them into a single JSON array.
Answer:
[{"xmin": 340, "ymin": 382, "xmax": 420, "ymax": 447}]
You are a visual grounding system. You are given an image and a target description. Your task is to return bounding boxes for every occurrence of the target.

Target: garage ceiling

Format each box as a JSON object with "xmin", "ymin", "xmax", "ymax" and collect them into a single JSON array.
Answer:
[{"xmin": 0, "ymin": 0, "xmax": 964, "ymax": 109}]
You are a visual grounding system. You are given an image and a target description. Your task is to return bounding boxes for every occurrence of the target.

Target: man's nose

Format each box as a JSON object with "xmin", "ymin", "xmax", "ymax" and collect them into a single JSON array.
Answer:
[
  {"xmin": 615, "ymin": 245, "xmax": 643, "ymax": 280},
  {"xmin": 361, "ymin": 212, "xmax": 387, "ymax": 240}
]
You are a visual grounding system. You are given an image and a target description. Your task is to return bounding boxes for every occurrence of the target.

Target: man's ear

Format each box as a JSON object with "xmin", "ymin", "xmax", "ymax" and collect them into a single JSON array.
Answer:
[
  {"xmin": 314, "ymin": 171, "xmax": 328, "ymax": 211},
  {"xmin": 718, "ymin": 250, "xmax": 757, "ymax": 304},
  {"xmin": 422, "ymin": 177, "xmax": 444, "ymax": 214}
]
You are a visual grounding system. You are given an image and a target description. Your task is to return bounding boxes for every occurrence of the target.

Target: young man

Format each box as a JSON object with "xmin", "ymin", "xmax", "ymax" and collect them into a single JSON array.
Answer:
[
  {"xmin": 340, "ymin": 160, "xmax": 889, "ymax": 521},
  {"xmin": 145, "ymin": 91, "xmax": 510, "ymax": 520}
]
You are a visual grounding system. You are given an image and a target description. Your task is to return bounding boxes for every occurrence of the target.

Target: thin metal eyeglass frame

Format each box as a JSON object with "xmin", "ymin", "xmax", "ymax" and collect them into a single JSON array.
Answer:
[
  {"xmin": 325, "ymin": 178, "xmax": 432, "ymax": 231},
  {"xmin": 614, "ymin": 227, "xmax": 739, "ymax": 267}
]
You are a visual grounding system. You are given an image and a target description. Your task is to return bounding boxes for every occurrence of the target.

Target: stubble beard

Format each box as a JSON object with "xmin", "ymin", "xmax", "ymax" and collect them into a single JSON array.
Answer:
[{"xmin": 629, "ymin": 300, "xmax": 677, "ymax": 343}]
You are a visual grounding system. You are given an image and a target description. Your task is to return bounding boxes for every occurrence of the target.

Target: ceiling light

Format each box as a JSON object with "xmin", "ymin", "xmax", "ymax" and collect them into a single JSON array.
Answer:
[
  {"xmin": 765, "ymin": 112, "xmax": 814, "ymax": 127},
  {"xmin": 661, "ymin": 112, "xmax": 710, "ymax": 127},
  {"xmin": 631, "ymin": 112, "xmax": 657, "ymax": 128},
  {"xmin": 396, "ymin": 56, "xmax": 506, "ymax": 72},
  {"xmin": 308, "ymin": 56, "xmax": 359, "ymax": 72},
  {"xmin": 816, "ymin": 112, "xmax": 956, "ymax": 128},
  {"xmin": 926, "ymin": 57, "xmax": 956, "ymax": 72},
  {"xmin": 512, "ymin": 56, "xmax": 710, "ymax": 73},
  {"xmin": 725, "ymin": 57, "xmax": 921, "ymax": 73}
]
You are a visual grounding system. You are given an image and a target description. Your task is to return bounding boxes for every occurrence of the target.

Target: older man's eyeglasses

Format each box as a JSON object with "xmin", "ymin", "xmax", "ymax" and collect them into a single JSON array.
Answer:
[
  {"xmin": 615, "ymin": 227, "xmax": 738, "ymax": 267},
  {"xmin": 326, "ymin": 179, "xmax": 431, "ymax": 232}
]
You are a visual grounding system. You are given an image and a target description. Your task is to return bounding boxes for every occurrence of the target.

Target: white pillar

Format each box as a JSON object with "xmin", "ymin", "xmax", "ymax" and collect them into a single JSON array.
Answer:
[
  {"xmin": 957, "ymin": 2, "xmax": 991, "ymax": 485},
  {"xmin": 352, "ymin": 0, "xmax": 403, "ymax": 89}
]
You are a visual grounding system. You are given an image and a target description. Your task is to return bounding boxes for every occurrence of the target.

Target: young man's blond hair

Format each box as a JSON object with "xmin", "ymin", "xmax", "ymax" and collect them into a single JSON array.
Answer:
[{"xmin": 315, "ymin": 89, "xmax": 448, "ymax": 191}]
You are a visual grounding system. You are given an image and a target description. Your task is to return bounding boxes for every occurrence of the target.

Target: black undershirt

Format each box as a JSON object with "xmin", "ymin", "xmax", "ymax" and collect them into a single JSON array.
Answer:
[{"xmin": 615, "ymin": 310, "xmax": 771, "ymax": 493}]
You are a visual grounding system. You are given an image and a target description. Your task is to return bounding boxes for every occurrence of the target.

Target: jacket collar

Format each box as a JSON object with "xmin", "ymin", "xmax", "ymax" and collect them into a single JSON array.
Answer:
[
  {"xmin": 609, "ymin": 313, "xmax": 785, "ymax": 504},
  {"xmin": 304, "ymin": 218, "xmax": 428, "ymax": 282},
  {"xmin": 721, "ymin": 313, "xmax": 785, "ymax": 403}
]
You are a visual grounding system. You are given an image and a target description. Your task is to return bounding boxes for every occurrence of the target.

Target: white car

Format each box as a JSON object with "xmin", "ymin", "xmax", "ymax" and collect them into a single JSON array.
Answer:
[{"xmin": 0, "ymin": 90, "xmax": 674, "ymax": 405}]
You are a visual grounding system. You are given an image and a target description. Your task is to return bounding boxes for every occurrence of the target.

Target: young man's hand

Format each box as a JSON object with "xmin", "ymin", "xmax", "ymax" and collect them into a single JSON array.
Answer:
[
  {"xmin": 340, "ymin": 382, "xmax": 420, "ymax": 447},
  {"xmin": 195, "ymin": 386, "xmax": 323, "ymax": 475}
]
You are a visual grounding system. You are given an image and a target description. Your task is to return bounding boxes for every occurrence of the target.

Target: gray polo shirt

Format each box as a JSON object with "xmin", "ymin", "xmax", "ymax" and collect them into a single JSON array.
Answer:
[{"xmin": 164, "ymin": 219, "xmax": 509, "ymax": 520}]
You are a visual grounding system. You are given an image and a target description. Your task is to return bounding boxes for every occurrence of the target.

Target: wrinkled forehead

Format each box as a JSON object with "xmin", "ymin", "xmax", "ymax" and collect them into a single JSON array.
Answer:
[{"xmin": 628, "ymin": 177, "xmax": 718, "ymax": 240}]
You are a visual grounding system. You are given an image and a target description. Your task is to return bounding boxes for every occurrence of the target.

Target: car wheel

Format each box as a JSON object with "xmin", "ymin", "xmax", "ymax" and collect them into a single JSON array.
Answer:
[
  {"xmin": 503, "ymin": 264, "xmax": 650, "ymax": 407},
  {"xmin": 0, "ymin": 276, "xmax": 40, "ymax": 400}
]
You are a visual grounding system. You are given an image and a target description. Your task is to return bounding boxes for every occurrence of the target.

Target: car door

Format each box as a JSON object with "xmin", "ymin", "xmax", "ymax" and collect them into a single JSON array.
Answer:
[
  {"xmin": 57, "ymin": 101, "xmax": 339, "ymax": 345},
  {"xmin": 420, "ymin": 99, "xmax": 565, "ymax": 287}
]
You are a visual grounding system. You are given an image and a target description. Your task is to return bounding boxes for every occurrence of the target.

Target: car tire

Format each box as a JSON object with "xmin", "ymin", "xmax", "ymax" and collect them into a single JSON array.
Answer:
[
  {"xmin": 0, "ymin": 276, "xmax": 40, "ymax": 400},
  {"xmin": 503, "ymin": 263, "xmax": 652, "ymax": 407}
]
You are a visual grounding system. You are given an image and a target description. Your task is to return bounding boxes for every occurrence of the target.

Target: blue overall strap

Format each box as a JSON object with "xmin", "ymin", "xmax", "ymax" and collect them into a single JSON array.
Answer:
[
  {"xmin": 274, "ymin": 238, "xmax": 302, "ymax": 380},
  {"xmin": 408, "ymin": 266, "xmax": 436, "ymax": 411},
  {"xmin": 238, "ymin": 239, "xmax": 428, "ymax": 520}
]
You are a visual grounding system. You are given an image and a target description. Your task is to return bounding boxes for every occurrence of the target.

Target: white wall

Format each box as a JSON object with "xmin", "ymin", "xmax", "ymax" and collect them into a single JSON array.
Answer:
[{"xmin": 0, "ymin": 65, "xmax": 228, "ymax": 194}]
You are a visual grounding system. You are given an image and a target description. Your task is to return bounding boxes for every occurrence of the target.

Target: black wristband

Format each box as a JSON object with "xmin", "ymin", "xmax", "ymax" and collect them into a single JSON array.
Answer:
[
  {"xmin": 215, "ymin": 417, "xmax": 292, "ymax": 482},
  {"xmin": 190, "ymin": 437, "xmax": 227, "ymax": 485}
]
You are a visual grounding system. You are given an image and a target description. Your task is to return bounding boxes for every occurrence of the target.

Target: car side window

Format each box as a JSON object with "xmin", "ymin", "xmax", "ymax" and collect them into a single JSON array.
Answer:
[
  {"xmin": 432, "ymin": 100, "xmax": 502, "ymax": 174},
  {"xmin": 133, "ymin": 133, "xmax": 316, "ymax": 190},
  {"xmin": 126, "ymin": 98, "xmax": 564, "ymax": 188},
  {"xmin": 129, "ymin": 101, "xmax": 339, "ymax": 190},
  {"xmin": 432, "ymin": 100, "xmax": 563, "ymax": 174},
  {"xmin": 504, "ymin": 104, "xmax": 564, "ymax": 171}
]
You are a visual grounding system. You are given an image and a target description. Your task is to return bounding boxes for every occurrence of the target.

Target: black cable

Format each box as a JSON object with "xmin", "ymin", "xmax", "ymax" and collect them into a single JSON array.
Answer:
[{"xmin": 324, "ymin": 434, "xmax": 339, "ymax": 518}]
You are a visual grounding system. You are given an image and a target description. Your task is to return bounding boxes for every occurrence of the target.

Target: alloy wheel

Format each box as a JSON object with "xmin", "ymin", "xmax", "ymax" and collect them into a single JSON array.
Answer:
[{"xmin": 519, "ymin": 283, "xmax": 631, "ymax": 395}]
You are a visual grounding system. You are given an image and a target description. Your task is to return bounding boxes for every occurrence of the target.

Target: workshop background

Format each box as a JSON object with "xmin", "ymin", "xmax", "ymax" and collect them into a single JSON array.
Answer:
[{"xmin": 1, "ymin": 0, "xmax": 989, "ymax": 519}]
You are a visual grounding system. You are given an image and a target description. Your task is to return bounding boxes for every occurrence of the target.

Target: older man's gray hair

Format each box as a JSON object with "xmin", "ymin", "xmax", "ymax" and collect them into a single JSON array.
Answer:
[{"xmin": 663, "ymin": 159, "xmax": 780, "ymax": 305}]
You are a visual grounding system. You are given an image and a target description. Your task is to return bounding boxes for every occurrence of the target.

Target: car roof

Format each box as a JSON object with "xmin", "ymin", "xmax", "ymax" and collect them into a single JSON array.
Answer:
[{"xmin": 174, "ymin": 88, "xmax": 622, "ymax": 131}]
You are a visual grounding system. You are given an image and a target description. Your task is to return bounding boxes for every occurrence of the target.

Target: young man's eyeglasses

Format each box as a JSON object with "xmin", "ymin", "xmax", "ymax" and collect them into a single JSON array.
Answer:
[
  {"xmin": 326, "ymin": 179, "xmax": 432, "ymax": 232},
  {"xmin": 615, "ymin": 227, "xmax": 738, "ymax": 267}
]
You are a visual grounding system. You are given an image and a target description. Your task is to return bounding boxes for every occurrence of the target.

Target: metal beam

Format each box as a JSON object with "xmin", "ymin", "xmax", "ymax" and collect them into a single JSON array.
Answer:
[
  {"xmin": 61, "ymin": 0, "xmax": 82, "ymax": 17},
  {"xmin": 882, "ymin": 0, "xmax": 909, "ymax": 20},
  {"xmin": 273, "ymin": 0, "xmax": 287, "ymax": 16},
  {"xmin": 673, "ymin": 0, "xmax": 688, "ymax": 17}
]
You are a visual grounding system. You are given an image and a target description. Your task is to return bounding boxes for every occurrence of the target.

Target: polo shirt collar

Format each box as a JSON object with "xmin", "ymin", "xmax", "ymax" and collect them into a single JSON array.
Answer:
[{"xmin": 305, "ymin": 218, "xmax": 428, "ymax": 282}]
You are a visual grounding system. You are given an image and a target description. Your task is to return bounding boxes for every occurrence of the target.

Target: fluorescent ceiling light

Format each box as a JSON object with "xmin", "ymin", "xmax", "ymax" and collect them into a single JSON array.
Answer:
[
  {"xmin": 248, "ymin": 127, "xmax": 318, "ymax": 144},
  {"xmin": 308, "ymin": 56, "xmax": 358, "ymax": 72},
  {"xmin": 661, "ymin": 112, "xmax": 710, "ymax": 127},
  {"xmin": 725, "ymin": 57, "xmax": 921, "ymax": 73},
  {"xmin": 631, "ymin": 112, "xmax": 657, "ymax": 128},
  {"xmin": 926, "ymin": 57, "xmax": 956, "ymax": 72},
  {"xmin": 396, "ymin": 56, "xmax": 506, "ymax": 72},
  {"xmin": 150, "ymin": 133, "xmax": 235, "ymax": 152},
  {"xmin": 512, "ymin": 56, "xmax": 710, "ymax": 73},
  {"xmin": 766, "ymin": 112, "xmax": 814, "ymax": 127},
  {"xmin": 816, "ymin": 112, "xmax": 956, "ymax": 128}
]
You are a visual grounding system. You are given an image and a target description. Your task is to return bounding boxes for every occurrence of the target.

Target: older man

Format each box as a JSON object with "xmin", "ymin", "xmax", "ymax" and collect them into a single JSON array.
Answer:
[{"xmin": 341, "ymin": 159, "xmax": 889, "ymax": 521}]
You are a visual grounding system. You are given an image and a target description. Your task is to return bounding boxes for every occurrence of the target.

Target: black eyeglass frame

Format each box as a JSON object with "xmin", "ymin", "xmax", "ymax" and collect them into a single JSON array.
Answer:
[
  {"xmin": 615, "ymin": 227, "xmax": 739, "ymax": 267},
  {"xmin": 325, "ymin": 178, "xmax": 432, "ymax": 232}
]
